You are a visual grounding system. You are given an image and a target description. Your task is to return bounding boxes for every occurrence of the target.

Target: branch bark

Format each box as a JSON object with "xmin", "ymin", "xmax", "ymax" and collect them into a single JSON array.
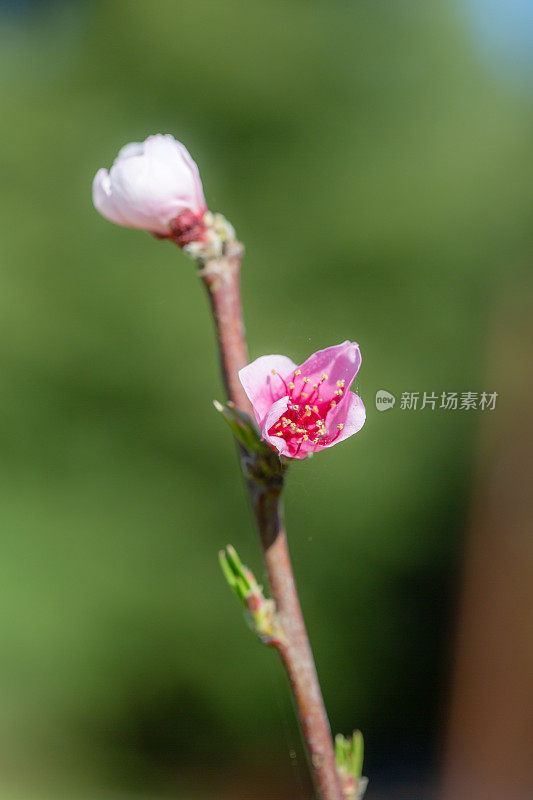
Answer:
[{"xmin": 199, "ymin": 242, "xmax": 344, "ymax": 800}]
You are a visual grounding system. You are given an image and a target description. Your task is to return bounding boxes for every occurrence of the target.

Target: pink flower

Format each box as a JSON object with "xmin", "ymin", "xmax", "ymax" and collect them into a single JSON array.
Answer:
[
  {"xmin": 92, "ymin": 134, "xmax": 207, "ymax": 239},
  {"xmin": 239, "ymin": 341, "xmax": 365, "ymax": 459}
]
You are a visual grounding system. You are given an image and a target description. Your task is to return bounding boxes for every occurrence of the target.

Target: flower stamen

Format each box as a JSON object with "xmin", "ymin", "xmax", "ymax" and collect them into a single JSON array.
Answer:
[{"xmin": 271, "ymin": 370, "xmax": 288, "ymax": 394}]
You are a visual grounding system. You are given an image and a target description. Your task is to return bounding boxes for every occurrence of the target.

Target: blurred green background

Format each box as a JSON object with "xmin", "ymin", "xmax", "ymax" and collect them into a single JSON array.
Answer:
[{"xmin": 0, "ymin": 1, "xmax": 531, "ymax": 798}]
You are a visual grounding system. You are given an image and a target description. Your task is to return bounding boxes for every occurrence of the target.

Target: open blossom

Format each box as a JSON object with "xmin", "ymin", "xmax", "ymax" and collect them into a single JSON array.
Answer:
[
  {"xmin": 92, "ymin": 134, "xmax": 207, "ymax": 240},
  {"xmin": 239, "ymin": 341, "xmax": 365, "ymax": 459}
]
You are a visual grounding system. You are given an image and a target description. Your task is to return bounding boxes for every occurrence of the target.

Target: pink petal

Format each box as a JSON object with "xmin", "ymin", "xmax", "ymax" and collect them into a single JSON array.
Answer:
[
  {"xmin": 287, "ymin": 439, "xmax": 315, "ymax": 459},
  {"xmin": 109, "ymin": 154, "xmax": 186, "ymax": 234},
  {"xmin": 320, "ymin": 391, "xmax": 366, "ymax": 449},
  {"xmin": 144, "ymin": 135, "xmax": 207, "ymax": 216},
  {"xmin": 295, "ymin": 341, "xmax": 362, "ymax": 402},
  {"xmin": 260, "ymin": 395, "xmax": 292, "ymax": 457},
  {"xmin": 239, "ymin": 355, "xmax": 297, "ymax": 426},
  {"xmin": 117, "ymin": 142, "xmax": 145, "ymax": 160},
  {"xmin": 92, "ymin": 169, "xmax": 129, "ymax": 227},
  {"xmin": 92, "ymin": 134, "xmax": 207, "ymax": 235}
]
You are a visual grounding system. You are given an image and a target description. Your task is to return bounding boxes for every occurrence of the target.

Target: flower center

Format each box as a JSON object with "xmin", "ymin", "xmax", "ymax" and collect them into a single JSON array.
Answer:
[{"xmin": 267, "ymin": 369, "xmax": 346, "ymax": 455}]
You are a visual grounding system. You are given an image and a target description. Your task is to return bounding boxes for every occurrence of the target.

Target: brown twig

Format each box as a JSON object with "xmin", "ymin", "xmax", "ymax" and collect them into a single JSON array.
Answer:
[
  {"xmin": 200, "ymin": 241, "xmax": 251, "ymax": 415},
  {"xmin": 199, "ymin": 242, "xmax": 344, "ymax": 800}
]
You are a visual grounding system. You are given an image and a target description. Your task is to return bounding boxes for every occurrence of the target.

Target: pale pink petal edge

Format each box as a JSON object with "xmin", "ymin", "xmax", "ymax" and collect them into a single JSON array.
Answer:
[
  {"xmin": 239, "ymin": 354, "xmax": 297, "ymax": 426},
  {"xmin": 260, "ymin": 395, "xmax": 291, "ymax": 457},
  {"xmin": 321, "ymin": 391, "xmax": 366, "ymax": 449}
]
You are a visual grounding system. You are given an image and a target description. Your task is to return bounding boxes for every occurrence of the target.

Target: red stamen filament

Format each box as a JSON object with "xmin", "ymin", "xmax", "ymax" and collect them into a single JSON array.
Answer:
[
  {"xmin": 271, "ymin": 369, "xmax": 288, "ymax": 394},
  {"xmin": 268, "ymin": 369, "xmax": 347, "ymax": 456}
]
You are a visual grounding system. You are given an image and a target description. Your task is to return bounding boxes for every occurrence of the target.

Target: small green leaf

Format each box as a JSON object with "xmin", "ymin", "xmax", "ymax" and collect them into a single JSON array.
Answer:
[
  {"xmin": 218, "ymin": 545, "xmax": 284, "ymax": 646},
  {"xmin": 335, "ymin": 733, "xmax": 345, "ymax": 769},
  {"xmin": 352, "ymin": 730, "xmax": 364, "ymax": 780},
  {"xmin": 219, "ymin": 549, "xmax": 237, "ymax": 588},
  {"xmin": 335, "ymin": 730, "xmax": 365, "ymax": 783},
  {"xmin": 219, "ymin": 547, "xmax": 252, "ymax": 608},
  {"xmin": 213, "ymin": 400, "xmax": 263, "ymax": 452}
]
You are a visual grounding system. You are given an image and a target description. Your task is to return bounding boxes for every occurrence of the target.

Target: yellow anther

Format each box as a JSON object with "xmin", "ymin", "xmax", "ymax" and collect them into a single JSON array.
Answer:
[
  {"xmin": 303, "ymin": 377, "xmax": 310, "ymax": 383},
  {"xmin": 313, "ymin": 405, "xmax": 319, "ymax": 413},
  {"xmin": 330, "ymin": 400, "xmax": 337, "ymax": 408},
  {"xmin": 337, "ymin": 379, "xmax": 345, "ymax": 387},
  {"xmin": 335, "ymin": 389, "xmax": 343, "ymax": 396},
  {"xmin": 288, "ymin": 382, "xmax": 295, "ymax": 391},
  {"xmin": 321, "ymin": 373, "xmax": 328, "ymax": 381},
  {"xmin": 303, "ymin": 434, "xmax": 309, "ymax": 441},
  {"xmin": 294, "ymin": 369, "xmax": 301, "ymax": 376},
  {"xmin": 337, "ymin": 423, "xmax": 344, "ymax": 430},
  {"xmin": 301, "ymin": 392, "xmax": 308, "ymax": 398}
]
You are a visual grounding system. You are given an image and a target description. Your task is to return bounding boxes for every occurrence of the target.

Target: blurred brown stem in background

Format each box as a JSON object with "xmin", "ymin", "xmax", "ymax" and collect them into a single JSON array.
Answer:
[
  {"xmin": 200, "ymin": 242, "xmax": 345, "ymax": 800},
  {"xmin": 442, "ymin": 276, "xmax": 533, "ymax": 800}
]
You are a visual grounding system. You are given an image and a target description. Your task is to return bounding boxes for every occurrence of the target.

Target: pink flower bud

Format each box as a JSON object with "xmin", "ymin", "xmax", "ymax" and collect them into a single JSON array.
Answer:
[
  {"xmin": 92, "ymin": 134, "xmax": 207, "ymax": 238},
  {"xmin": 239, "ymin": 341, "xmax": 366, "ymax": 459}
]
